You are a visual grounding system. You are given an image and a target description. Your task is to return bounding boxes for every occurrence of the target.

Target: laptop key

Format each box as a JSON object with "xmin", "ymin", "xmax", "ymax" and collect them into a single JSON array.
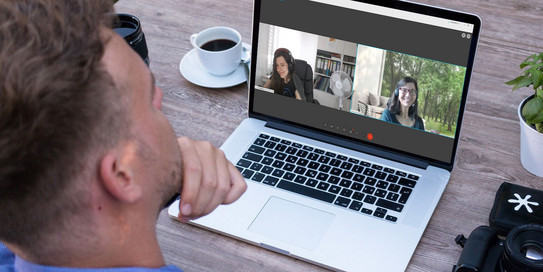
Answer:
[
  {"xmin": 318, "ymin": 156, "xmax": 331, "ymax": 164},
  {"xmin": 292, "ymin": 143, "xmax": 302, "ymax": 148},
  {"xmin": 308, "ymin": 161, "xmax": 320, "ymax": 170},
  {"xmin": 283, "ymin": 172, "xmax": 295, "ymax": 181},
  {"xmin": 330, "ymin": 167, "xmax": 342, "ymax": 176},
  {"xmin": 334, "ymin": 197, "xmax": 350, "ymax": 207},
  {"xmin": 243, "ymin": 152, "xmax": 262, "ymax": 162},
  {"xmin": 286, "ymin": 155, "xmax": 297, "ymax": 163},
  {"xmin": 264, "ymin": 149, "xmax": 276, "ymax": 157},
  {"xmin": 384, "ymin": 167, "xmax": 395, "ymax": 174},
  {"xmin": 306, "ymin": 170, "xmax": 318, "ymax": 178},
  {"xmin": 364, "ymin": 177, "xmax": 377, "ymax": 186},
  {"xmin": 372, "ymin": 165, "xmax": 383, "ymax": 170},
  {"xmin": 363, "ymin": 195, "xmax": 377, "ymax": 204},
  {"xmin": 398, "ymin": 177, "xmax": 417, "ymax": 188},
  {"xmin": 337, "ymin": 155, "xmax": 348, "ymax": 160},
  {"xmin": 242, "ymin": 169, "xmax": 254, "ymax": 179},
  {"xmin": 386, "ymin": 192, "xmax": 400, "ymax": 202},
  {"xmin": 270, "ymin": 137, "xmax": 281, "ymax": 142},
  {"xmin": 249, "ymin": 145, "xmax": 265, "ymax": 154},
  {"xmin": 340, "ymin": 161, "xmax": 353, "ymax": 170},
  {"xmin": 250, "ymin": 163, "xmax": 263, "ymax": 171},
  {"xmin": 408, "ymin": 174, "xmax": 420, "ymax": 180},
  {"xmin": 253, "ymin": 138, "xmax": 266, "ymax": 146},
  {"xmin": 325, "ymin": 151, "xmax": 336, "ymax": 158},
  {"xmin": 271, "ymin": 160, "xmax": 284, "ymax": 168},
  {"xmin": 263, "ymin": 176, "xmax": 279, "ymax": 186},
  {"xmin": 316, "ymin": 173, "xmax": 329, "ymax": 181},
  {"xmin": 352, "ymin": 165, "xmax": 364, "ymax": 173},
  {"xmin": 376, "ymin": 198, "xmax": 404, "ymax": 212},
  {"xmin": 375, "ymin": 171, "xmax": 387, "ymax": 180},
  {"xmin": 386, "ymin": 175, "xmax": 399, "ymax": 183},
  {"xmin": 271, "ymin": 169, "xmax": 285, "ymax": 178},
  {"xmin": 274, "ymin": 152, "xmax": 287, "ymax": 160},
  {"xmin": 375, "ymin": 189, "xmax": 387, "ymax": 198},
  {"xmin": 340, "ymin": 188, "xmax": 353, "ymax": 198},
  {"xmin": 277, "ymin": 180, "xmax": 335, "ymax": 203},
  {"xmin": 341, "ymin": 171, "xmax": 354, "ymax": 179},
  {"xmin": 280, "ymin": 139, "xmax": 291, "ymax": 145},
  {"xmin": 264, "ymin": 141, "xmax": 276, "ymax": 149},
  {"xmin": 352, "ymin": 192, "xmax": 365, "ymax": 201},
  {"xmin": 385, "ymin": 215, "xmax": 398, "ymax": 222},
  {"xmin": 236, "ymin": 159, "xmax": 251, "ymax": 168},
  {"xmin": 348, "ymin": 158, "xmax": 360, "ymax": 164},
  {"xmin": 303, "ymin": 145, "xmax": 314, "ymax": 151},
  {"xmin": 275, "ymin": 144, "xmax": 287, "ymax": 151},
  {"xmin": 388, "ymin": 184, "xmax": 401, "ymax": 193},
  {"xmin": 318, "ymin": 164, "xmax": 331, "ymax": 173},
  {"xmin": 283, "ymin": 163, "xmax": 295, "ymax": 172},
  {"xmin": 294, "ymin": 176, "xmax": 307, "ymax": 184},
  {"xmin": 314, "ymin": 148, "xmax": 325, "ymax": 154},
  {"xmin": 294, "ymin": 166, "xmax": 306, "ymax": 175},
  {"xmin": 296, "ymin": 150, "xmax": 309, "ymax": 158},
  {"xmin": 351, "ymin": 182, "xmax": 363, "ymax": 191},
  {"xmin": 328, "ymin": 185, "xmax": 341, "ymax": 194},
  {"xmin": 307, "ymin": 153, "xmax": 319, "ymax": 161},
  {"xmin": 396, "ymin": 171, "xmax": 407, "ymax": 177},
  {"xmin": 361, "ymin": 208, "xmax": 373, "ymax": 215},
  {"xmin": 353, "ymin": 174, "xmax": 364, "ymax": 183},
  {"xmin": 330, "ymin": 159, "xmax": 342, "ymax": 167},
  {"xmin": 360, "ymin": 161, "xmax": 371, "ymax": 167},
  {"xmin": 349, "ymin": 201, "xmax": 363, "ymax": 211},
  {"xmin": 363, "ymin": 168, "xmax": 376, "ymax": 176},
  {"xmin": 306, "ymin": 179, "xmax": 318, "ymax": 187},
  {"xmin": 251, "ymin": 173, "xmax": 264, "ymax": 182},
  {"xmin": 376, "ymin": 181, "xmax": 389, "ymax": 189},
  {"xmin": 328, "ymin": 176, "xmax": 340, "ymax": 184},
  {"xmin": 373, "ymin": 208, "xmax": 387, "ymax": 218},
  {"xmin": 339, "ymin": 179, "xmax": 352, "ymax": 188},
  {"xmin": 296, "ymin": 158, "xmax": 309, "ymax": 166},
  {"xmin": 261, "ymin": 166, "xmax": 273, "ymax": 174},
  {"xmin": 317, "ymin": 182, "xmax": 330, "ymax": 191},
  {"xmin": 261, "ymin": 157, "xmax": 273, "ymax": 165},
  {"xmin": 259, "ymin": 134, "xmax": 269, "ymax": 139}
]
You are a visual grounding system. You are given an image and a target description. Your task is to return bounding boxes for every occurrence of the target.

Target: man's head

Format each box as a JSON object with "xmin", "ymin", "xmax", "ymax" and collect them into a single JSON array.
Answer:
[{"xmin": 0, "ymin": 0, "xmax": 181, "ymax": 263}]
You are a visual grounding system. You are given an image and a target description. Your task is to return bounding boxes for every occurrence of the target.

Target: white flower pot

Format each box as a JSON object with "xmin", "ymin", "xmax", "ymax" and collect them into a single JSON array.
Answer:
[{"xmin": 519, "ymin": 95, "xmax": 543, "ymax": 177}]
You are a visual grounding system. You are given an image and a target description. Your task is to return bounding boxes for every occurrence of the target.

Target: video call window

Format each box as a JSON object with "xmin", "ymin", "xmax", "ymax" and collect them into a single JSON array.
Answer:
[{"xmin": 255, "ymin": 23, "xmax": 467, "ymax": 140}]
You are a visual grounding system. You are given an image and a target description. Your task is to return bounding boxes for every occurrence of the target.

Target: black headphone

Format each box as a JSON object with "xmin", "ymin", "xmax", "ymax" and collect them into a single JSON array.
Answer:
[{"xmin": 274, "ymin": 48, "xmax": 295, "ymax": 73}]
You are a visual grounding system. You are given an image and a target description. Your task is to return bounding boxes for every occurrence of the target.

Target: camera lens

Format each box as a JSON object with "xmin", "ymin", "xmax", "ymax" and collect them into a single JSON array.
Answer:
[
  {"xmin": 113, "ymin": 14, "xmax": 149, "ymax": 66},
  {"xmin": 500, "ymin": 224, "xmax": 543, "ymax": 272}
]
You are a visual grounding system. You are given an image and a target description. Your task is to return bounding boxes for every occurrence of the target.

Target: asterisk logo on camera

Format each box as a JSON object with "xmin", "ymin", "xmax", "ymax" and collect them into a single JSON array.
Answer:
[{"xmin": 508, "ymin": 193, "xmax": 539, "ymax": 213}]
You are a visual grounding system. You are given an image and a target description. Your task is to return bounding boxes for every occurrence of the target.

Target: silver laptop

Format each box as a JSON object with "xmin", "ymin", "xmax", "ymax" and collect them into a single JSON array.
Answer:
[{"xmin": 169, "ymin": 0, "xmax": 481, "ymax": 271}]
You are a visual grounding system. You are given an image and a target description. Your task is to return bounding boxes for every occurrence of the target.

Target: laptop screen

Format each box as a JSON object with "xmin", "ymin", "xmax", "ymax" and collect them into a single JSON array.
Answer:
[{"xmin": 249, "ymin": 0, "xmax": 481, "ymax": 166}]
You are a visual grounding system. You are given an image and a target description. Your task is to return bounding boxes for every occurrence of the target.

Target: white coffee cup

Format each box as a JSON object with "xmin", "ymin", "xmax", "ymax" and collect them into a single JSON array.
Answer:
[{"xmin": 190, "ymin": 26, "xmax": 242, "ymax": 76}]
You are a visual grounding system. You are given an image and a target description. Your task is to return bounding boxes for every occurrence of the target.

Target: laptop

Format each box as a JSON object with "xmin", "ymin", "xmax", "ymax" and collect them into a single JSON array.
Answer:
[{"xmin": 169, "ymin": 0, "xmax": 481, "ymax": 271}]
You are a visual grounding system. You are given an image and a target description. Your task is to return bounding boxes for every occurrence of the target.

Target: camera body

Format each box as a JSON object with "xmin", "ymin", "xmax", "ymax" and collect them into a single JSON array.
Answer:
[{"xmin": 453, "ymin": 224, "xmax": 543, "ymax": 272}]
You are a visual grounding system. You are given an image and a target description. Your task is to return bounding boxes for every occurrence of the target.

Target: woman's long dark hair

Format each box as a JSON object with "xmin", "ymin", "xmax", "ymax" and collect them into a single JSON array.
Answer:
[
  {"xmin": 387, "ymin": 76, "xmax": 420, "ymax": 118},
  {"xmin": 269, "ymin": 48, "xmax": 295, "ymax": 95}
]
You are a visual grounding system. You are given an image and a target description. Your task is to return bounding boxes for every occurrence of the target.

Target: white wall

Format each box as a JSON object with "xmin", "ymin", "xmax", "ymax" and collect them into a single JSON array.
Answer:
[
  {"xmin": 255, "ymin": 24, "xmax": 318, "ymax": 86},
  {"xmin": 352, "ymin": 45, "xmax": 385, "ymax": 96}
]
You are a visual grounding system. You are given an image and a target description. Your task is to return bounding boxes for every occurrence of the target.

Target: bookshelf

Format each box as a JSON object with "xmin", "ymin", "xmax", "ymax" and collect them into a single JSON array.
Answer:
[
  {"xmin": 313, "ymin": 38, "xmax": 357, "ymax": 92},
  {"xmin": 313, "ymin": 50, "xmax": 356, "ymax": 92}
]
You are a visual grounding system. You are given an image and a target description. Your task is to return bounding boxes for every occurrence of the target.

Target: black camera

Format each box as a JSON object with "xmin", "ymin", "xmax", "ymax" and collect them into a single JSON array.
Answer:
[
  {"xmin": 453, "ymin": 224, "xmax": 543, "ymax": 272},
  {"xmin": 113, "ymin": 14, "xmax": 149, "ymax": 66}
]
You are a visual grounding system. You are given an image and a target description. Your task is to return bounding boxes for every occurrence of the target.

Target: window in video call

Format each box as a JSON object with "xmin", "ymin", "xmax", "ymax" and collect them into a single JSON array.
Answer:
[{"xmin": 251, "ymin": 0, "xmax": 476, "ymax": 164}]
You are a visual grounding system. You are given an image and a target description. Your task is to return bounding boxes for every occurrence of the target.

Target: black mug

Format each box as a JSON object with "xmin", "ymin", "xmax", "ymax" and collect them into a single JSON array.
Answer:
[{"xmin": 113, "ymin": 14, "xmax": 149, "ymax": 66}]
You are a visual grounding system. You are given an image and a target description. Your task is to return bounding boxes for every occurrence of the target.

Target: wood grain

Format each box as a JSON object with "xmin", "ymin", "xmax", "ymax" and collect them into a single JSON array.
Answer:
[{"xmin": 114, "ymin": 0, "xmax": 543, "ymax": 271}]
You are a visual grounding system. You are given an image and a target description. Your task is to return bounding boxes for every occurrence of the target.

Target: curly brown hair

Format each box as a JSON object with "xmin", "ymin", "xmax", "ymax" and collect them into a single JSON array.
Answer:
[{"xmin": 0, "ymin": 0, "xmax": 130, "ymax": 255}]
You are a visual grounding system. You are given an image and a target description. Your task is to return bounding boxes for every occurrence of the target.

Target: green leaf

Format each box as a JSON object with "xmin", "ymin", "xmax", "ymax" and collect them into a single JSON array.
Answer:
[
  {"xmin": 523, "ymin": 96, "xmax": 543, "ymax": 123},
  {"xmin": 512, "ymin": 76, "xmax": 534, "ymax": 90},
  {"xmin": 531, "ymin": 111, "xmax": 543, "ymax": 124},
  {"xmin": 505, "ymin": 76, "xmax": 525, "ymax": 86},
  {"xmin": 536, "ymin": 123, "xmax": 543, "ymax": 133},
  {"xmin": 531, "ymin": 69, "xmax": 542, "ymax": 89}
]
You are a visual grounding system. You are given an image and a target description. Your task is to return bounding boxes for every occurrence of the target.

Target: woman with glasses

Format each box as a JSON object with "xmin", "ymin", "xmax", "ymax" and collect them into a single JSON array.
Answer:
[{"xmin": 380, "ymin": 76, "xmax": 425, "ymax": 130}]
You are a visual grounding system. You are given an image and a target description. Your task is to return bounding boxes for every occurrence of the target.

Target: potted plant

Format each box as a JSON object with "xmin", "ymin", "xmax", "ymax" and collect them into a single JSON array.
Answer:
[{"xmin": 506, "ymin": 52, "xmax": 543, "ymax": 177}]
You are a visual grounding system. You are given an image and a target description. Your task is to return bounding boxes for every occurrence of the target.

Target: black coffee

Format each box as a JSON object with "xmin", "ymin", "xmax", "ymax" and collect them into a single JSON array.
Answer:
[{"xmin": 201, "ymin": 39, "xmax": 237, "ymax": 51}]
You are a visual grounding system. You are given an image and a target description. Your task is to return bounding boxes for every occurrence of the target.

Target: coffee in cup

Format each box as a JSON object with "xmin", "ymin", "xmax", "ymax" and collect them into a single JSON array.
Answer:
[{"xmin": 190, "ymin": 27, "xmax": 241, "ymax": 76}]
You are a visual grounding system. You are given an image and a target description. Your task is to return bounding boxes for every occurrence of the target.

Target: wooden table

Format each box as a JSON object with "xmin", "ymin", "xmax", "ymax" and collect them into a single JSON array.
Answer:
[{"xmin": 115, "ymin": 1, "xmax": 543, "ymax": 271}]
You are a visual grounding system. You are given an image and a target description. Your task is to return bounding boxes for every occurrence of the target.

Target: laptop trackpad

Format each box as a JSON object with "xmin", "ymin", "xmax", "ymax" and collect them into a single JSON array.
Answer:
[{"xmin": 248, "ymin": 197, "xmax": 334, "ymax": 250}]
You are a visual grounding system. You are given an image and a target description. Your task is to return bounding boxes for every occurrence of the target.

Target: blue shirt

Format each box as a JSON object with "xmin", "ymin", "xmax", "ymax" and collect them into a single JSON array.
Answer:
[
  {"xmin": 0, "ymin": 243, "xmax": 182, "ymax": 272},
  {"xmin": 380, "ymin": 108, "xmax": 425, "ymax": 130}
]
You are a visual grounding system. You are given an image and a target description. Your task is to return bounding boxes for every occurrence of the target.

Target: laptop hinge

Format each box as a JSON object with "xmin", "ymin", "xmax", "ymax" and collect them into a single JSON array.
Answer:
[{"xmin": 265, "ymin": 120, "xmax": 429, "ymax": 170}]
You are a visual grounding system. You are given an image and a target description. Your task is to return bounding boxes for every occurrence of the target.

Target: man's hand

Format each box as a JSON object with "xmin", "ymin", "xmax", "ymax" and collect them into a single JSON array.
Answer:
[{"xmin": 176, "ymin": 137, "xmax": 246, "ymax": 222}]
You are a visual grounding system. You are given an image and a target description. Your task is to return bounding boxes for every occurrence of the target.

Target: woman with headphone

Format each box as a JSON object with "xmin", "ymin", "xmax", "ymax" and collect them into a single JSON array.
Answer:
[
  {"xmin": 380, "ymin": 76, "xmax": 425, "ymax": 130},
  {"xmin": 263, "ymin": 48, "xmax": 305, "ymax": 101}
]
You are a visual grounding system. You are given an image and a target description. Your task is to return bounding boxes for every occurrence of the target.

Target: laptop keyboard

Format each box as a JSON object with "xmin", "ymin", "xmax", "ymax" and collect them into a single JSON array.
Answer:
[{"xmin": 235, "ymin": 133, "xmax": 420, "ymax": 223}]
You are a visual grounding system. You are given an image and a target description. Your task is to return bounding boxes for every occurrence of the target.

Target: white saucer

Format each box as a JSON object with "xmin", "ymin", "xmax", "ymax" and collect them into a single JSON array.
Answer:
[{"xmin": 179, "ymin": 43, "xmax": 251, "ymax": 88}]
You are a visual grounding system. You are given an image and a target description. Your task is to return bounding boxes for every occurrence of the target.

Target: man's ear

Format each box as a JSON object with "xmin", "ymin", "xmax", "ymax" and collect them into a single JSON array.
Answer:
[{"xmin": 99, "ymin": 146, "xmax": 143, "ymax": 203}]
